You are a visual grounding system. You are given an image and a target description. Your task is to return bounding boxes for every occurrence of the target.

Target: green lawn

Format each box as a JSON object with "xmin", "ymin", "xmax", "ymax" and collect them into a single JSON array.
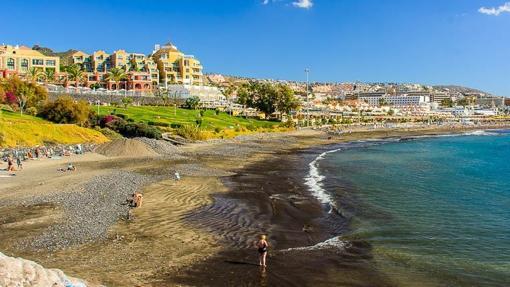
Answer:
[{"xmin": 97, "ymin": 106, "xmax": 280, "ymax": 131}]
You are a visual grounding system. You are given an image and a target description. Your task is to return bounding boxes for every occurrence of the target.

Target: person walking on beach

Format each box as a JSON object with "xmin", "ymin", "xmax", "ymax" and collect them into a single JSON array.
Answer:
[
  {"xmin": 16, "ymin": 156, "xmax": 23, "ymax": 170},
  {"xmin": 255, "ymin": 235, "xmax": 269, "ymax": 267}
]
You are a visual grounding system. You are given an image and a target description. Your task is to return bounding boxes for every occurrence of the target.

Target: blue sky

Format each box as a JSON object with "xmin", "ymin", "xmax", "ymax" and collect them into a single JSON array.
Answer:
[{"xmin": 1, "ymin": 0, "xmax": 509, "ymax": 96}]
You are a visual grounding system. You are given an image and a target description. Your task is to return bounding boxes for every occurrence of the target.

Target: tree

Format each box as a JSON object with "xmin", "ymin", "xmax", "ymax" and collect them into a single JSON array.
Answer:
[
  {"xmin": 16, "ymin": 85, "xmax": 34, "ymax": 115},
  {"xmin": 107, "ymin": 67, "xmax": 127, "ymax": 90},
  {"xmin": 236, "ymin": 81, "xmax": 300, "ymax": 118},
  {"xmin": 1, "ymin": 76, "xmax": 47, "ymax": 114},
  {"xmin": 441, "ymin": 98, "xmax": 453, "ymax": 108},
  {"xmin": 184, "ymin": 96, "xmax": 200, "ymax": 110},
  {"xmin": 274, "ymin": 84, "xmax": 300, "ymax": 116},
  {"xmin": 378, "ymin": 98, "xmax": 389, "ymax": 106},
  {"xmin": 27, "ymin": 67, "xmax": 45, "ymax": 82},
  {"xmin": 89, "ymin": 83, "xmax": 101, "ymax": 90},
  {"xmin": 129, "ymin": 62, "xmax": 141, "ymax": 72},
  {"xmin": 66, "ymin": 64, "xmax": 85, "ymax": 87},
  {"xmin": 456, "ymin": 97, "xmax": 469, "ymax": 107},
  {"xmin": 44, "ymin": 69, "xmax": 56, "ymax": 83}
]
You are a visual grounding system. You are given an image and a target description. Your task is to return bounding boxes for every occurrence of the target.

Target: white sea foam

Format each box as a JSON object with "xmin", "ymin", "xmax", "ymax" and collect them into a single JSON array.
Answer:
[
  {"xmin": 281, "ymin": 236, "xmax": 349, "ymax": 252},
  {"xmin": 304, "ymin": 148, "xmax": 342, "ymax": 212},
  {"xmin": 463, "ymin": 130, "xmax": 500, "ymax": 136}
]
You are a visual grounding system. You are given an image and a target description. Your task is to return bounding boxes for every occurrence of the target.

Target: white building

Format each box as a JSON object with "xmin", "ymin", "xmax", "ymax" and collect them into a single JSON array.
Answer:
[
  {"xmin": 166, "ymin": 84, "xmax": 227, "ymax": 108},
  {"xmin": 359, "ymin": 94, "xmax": 430, "ymax": 107}
]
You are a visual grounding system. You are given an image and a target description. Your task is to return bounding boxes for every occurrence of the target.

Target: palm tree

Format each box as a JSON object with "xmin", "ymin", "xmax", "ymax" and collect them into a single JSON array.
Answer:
[
  {"xmin": 129, "ymin": 62, "xmax": 141, "ymax": 72},
  {"xmin": 44, "ymin": 69, "xmax": 55, "ymax": 83},
  {"xmin": 106, "ymin": 67, "xmax": 127, "ymax": 90},
  {"xmin": 66, "ymin": 64, "xmax": 84, "ymax": 87},
  {"xmin": 27, "ymin": 67, "xmax": 44, "ymax": 82}
]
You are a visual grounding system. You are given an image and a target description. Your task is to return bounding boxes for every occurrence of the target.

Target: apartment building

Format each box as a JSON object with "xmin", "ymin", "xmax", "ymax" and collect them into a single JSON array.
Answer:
[
  {"xmin": 68, "ymin": 49, "xmax": 158, "ymax": 91},
  {"xmin": 0, "ymin": 44, "xmax": 60, "ymax": 78},
  {"xmin": 359, "ymin": 93, "xmax": 431, "ymax": 107},
  {"xmin": 151, "ymin": 43, "xmax": 203, "ymax": 87}
]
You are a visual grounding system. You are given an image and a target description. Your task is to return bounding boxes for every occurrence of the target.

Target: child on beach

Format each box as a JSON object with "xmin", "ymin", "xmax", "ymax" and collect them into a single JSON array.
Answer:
[{"xmin": 255, "ymin": 235, "xmax": 269, "ymax": 267}]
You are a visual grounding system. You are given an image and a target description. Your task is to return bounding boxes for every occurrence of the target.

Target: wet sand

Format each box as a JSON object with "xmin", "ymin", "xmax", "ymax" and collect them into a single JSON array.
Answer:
[{"xmin": 1, "ymin": 125, "xmax": 509, "ymax": 286}]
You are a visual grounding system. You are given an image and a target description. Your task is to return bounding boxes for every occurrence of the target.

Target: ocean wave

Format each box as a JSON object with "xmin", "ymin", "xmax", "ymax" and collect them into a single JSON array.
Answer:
[
  {"xmin": 463, "ymin": 130, "xmax": 500, "ymax": 136},
  {"xmin": 304, "ymin": 148, "xmax": 342, "ymax": 213},
  {"xmin": 281, "ymin": 236, "xmax": 349, "ymax": 252}
]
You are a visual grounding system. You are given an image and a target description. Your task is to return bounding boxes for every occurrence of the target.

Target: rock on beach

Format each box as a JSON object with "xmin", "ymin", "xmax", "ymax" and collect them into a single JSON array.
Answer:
[{"xmin": 0, "ymin": 251, "xmax": 94, "ymax": 287}]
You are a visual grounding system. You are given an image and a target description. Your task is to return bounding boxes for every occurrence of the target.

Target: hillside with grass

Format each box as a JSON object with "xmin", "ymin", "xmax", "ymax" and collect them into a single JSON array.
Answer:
[
  {"xmin": 0, "ymin": 110, "xmax": 109, "ymax": 148},
  {"xmin": 98, "ymin": 106, "xmax": 288, "ymax": 139}
]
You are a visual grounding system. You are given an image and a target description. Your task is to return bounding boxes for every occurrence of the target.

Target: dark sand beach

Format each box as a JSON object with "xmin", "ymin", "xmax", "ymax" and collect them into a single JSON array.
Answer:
[{"xmin": 1, "ymin": 125, "xmax": 509, "ymax": 286}]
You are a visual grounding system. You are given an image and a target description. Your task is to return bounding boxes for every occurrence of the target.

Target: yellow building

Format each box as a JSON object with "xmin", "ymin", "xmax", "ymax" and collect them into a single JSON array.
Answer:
[
  {"xmin": 0, "ymin": 44, "xmax": 60, "ymax": 78},
  {"xmin": 151, "ymin": 43, "xmax": 203, "ymax": 87}
]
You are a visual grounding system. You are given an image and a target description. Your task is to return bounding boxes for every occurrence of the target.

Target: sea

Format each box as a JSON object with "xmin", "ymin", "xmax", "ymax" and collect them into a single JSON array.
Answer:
[{"xmin": 305, "ymin": 130, "xmax": 510, "ymax": 286}]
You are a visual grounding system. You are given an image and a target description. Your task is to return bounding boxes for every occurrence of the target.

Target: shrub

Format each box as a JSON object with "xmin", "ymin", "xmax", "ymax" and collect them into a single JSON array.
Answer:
[
  {"xmin": 26, "ymin": 107, "xmax": 38, "ymax": 116},
  {"xmin": 153, "ymin": 121, "xmax": 170, "ymax": 127},
  {"xmin": 4, "ymin": 92, "xmax": 16, "ymax": 105},
  {"xmin": 170, "ymin": 123, "xmax": 182, "ymax": 128},
  {"xmin": 175, "ymin": 125, "xmax": 208, "ymax": 140},
  {"xmin": 199, "ymin": 110, "xmax": 205, "ymax": 117},
  {"xmin": 39, "ymin": 95, "xmax": 93, "ymax": 126},
  {"xmin": 280, "ymin": 120, "xmax": 295, "ymax": 128},
  {"xmin": 95, "ymin": 127, "xmax": 122, "ymax": 139},
  {"xmin": 100, "ymin": 115, "xmax": 117, "ymax": 126},
  {"xmin": 195, "ymin": 118, "xmax": 203, "ymax": 126},
  {"xmin": 184, "ymin": 96, "xmax": 200, "ymax": 110},
  {"xmin": 116, "ymin": 113, "xmax": 127, "ymax": 119},
  {"xmin": 106, "ymin": 119, "xmax": 162, "ymax": 139},
  {"xmin": 0, "ymin": 104, "xmax": 14, "ymax": 112},
  {"xmin": 214, "ymin": 127, "xmax": 222, "ymax": 133}
]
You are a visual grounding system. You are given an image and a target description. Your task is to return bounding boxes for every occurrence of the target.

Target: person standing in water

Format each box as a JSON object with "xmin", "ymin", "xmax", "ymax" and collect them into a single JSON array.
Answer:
[{"xmin": 255, "ymin": 235, "xmax": 269, "ymax": 267}]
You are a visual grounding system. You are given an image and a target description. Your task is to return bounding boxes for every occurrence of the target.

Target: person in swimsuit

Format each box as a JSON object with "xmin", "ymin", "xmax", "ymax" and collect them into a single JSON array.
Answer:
[
  {"xmin": 255, "ymin": 234, "xmax": 269, "ymax": 267},
  {"xmin": 7, "ymin": 156, "xmax": 16, "ymax": 172}
]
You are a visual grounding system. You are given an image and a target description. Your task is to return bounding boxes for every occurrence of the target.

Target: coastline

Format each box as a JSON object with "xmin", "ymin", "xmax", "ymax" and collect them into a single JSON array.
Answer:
[{"xmin": 1, "ymin": 124, "xmax": 509, "ymax": 286}]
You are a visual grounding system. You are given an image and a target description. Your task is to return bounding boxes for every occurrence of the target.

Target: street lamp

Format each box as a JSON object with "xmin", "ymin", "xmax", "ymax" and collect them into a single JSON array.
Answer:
[{"xmin": 305, "ymin": 68, "xmax": 310, "ymax": 127}]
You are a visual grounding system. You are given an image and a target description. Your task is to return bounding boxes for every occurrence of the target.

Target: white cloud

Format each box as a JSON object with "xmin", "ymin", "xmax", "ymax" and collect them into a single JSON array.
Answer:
[
  {"xmin": 262, "ymin": 0, "xmax": 269, "ymax": 5},
  {"xmin": 292, "ymin": 0, "xmax": 313, "ymax": 9},
  {"xmin": 479, "ymin": 2, "xmax": 510, "ymax": 16}
]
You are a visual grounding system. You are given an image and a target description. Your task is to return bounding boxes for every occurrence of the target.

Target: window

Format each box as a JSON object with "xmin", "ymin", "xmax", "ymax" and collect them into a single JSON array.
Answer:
[
  {"xmin": 32, "ymin": 59, "xmax": 44, "ymax": 65},
  {"xmin": 7, "ymin": 58, "xmax": 15, "ymax": 70},
  {"xmin": 46, "ymin": 60, "xmax": 56, "ymax": 66},
  {"xmin": 21, "ymin": 59, "xmax": 29, "ymax": 72}
]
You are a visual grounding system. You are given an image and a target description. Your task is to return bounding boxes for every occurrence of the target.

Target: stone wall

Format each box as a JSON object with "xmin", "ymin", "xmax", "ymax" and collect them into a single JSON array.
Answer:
[{"xmin": 48, "ymin": 92, "xmax": 167, "ymax": 106}]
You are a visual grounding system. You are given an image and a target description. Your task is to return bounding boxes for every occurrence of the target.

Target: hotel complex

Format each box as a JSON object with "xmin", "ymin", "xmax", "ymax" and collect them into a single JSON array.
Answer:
[
  {"xmin": 68, "ymin": 49, "xmax": 159, "ymax": 92},
  {"xmin": 0, "ymin": 42, "xmax": 203, "ymax": 92},
  {"xmin": 0, "ymin": 45, "xmax": 60, "ymax": 78},
  {"xmin": 151, "ymin": 43, "xmax": 203, "ymax": 86}
]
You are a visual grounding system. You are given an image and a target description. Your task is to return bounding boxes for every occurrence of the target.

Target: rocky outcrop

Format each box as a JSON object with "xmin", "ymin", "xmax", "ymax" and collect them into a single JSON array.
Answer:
[{"xmin": 0, "ymin": 252, "xmax": 93, "ymax": 287}]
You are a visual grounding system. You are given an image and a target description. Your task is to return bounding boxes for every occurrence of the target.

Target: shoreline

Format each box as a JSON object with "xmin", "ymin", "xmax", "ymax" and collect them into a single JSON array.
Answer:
[{"xmin": 0, "ymin": 125, "xmax": 509, "ymax": 286}]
